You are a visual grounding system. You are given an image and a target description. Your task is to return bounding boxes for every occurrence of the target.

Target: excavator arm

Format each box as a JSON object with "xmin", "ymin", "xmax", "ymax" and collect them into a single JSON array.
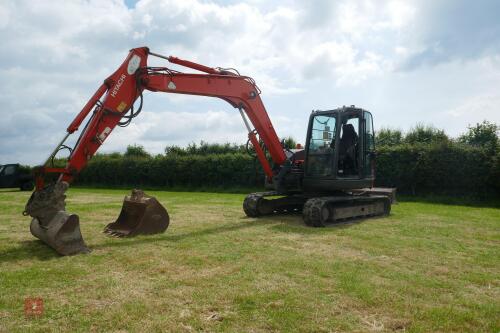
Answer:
[
  {"xmin": 24, "ymin": 47, "xmax": 293, "ymax": 255},
  {"xmin": 39, "ymin": 47, "xmax": 287, "ymax": 188}
]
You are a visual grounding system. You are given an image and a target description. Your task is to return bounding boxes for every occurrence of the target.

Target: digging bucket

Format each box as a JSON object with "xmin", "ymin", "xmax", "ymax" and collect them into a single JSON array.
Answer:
[
  {"xmin": 24, "ymin": 181, "xmax": 90, "ymax": 256},
  {"xmin": 104, "ymin": 189, "xmax": 169, "ymax": 237}
]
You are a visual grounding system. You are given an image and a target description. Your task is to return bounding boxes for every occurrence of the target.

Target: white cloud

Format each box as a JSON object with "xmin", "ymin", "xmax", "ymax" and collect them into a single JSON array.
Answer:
[
  {"xmin": 386, "ymin": 1, "xmax": 416, "ymax": 29},
  {"xmin": 0, "ymin": 0, "xmax": 499, "ymax": 165},
  {"xmin": 447, "ymin": 94, "xmax": 500, "ymax": 119}
]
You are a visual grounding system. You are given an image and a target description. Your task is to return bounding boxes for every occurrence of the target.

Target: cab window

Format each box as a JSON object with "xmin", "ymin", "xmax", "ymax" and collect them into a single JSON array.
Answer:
[
  {"xmin": 306, "ymin": 115, "xmax": 336, "ymax": 176},
  {"xmin": 3, "ymin": 165, "xmax": 15, "ymax": 176}
]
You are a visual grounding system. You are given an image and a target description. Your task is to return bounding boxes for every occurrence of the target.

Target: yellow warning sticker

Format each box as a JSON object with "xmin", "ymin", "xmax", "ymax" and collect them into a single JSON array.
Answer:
[{"xmin": 117, "ymin": 101, "xmax": 128, "ymax": 112}]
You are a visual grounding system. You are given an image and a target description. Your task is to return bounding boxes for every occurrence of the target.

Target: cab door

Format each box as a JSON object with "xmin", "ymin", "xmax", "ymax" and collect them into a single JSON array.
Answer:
[
  {"xmin": 304, "ymin": 113, "xmax": 337, "ymax": 177},
  {"xmin": 337, "ymin": 112, "xmax": 361, "ymax": 178}
]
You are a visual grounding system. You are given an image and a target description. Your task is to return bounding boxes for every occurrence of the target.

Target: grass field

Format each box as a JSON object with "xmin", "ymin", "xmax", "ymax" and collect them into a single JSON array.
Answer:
[{"xmin": 0, "ymin": 188, "xmax": 499, "ymax": 332}]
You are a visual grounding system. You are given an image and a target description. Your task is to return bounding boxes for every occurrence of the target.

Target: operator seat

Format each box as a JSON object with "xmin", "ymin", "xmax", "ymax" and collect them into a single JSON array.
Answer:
[{"xmin": 339, "ymin": 124, "xmax": 358, "ymax": 175}]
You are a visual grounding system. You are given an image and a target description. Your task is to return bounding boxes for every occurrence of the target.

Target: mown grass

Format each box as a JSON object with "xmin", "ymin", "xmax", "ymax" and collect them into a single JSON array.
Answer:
[{"xmin": 0, "ymin": 188, "xmax": 499, "ymax": 332}]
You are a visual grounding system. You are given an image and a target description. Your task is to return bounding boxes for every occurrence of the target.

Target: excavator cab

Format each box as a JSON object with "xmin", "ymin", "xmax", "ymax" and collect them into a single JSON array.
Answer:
[
  {"xmin": 244, "ymin": 105, "xmax": 391, "ymax": 224},
  {"xmin": 244, "ymin": 105, "xmax": 392, "ymax": 223},
  {"xmin": 303, "ymin": 106, "xmax": 375, "ymax": 192}
]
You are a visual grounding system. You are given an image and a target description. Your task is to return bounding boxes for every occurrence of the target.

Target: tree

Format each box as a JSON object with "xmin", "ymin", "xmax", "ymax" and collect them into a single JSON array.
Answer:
[
  {"xmin": 376, "ymin": 128, "xmax": 403, "ymax": 146},
  {"xmin": 404, "ymin": 124, "xmax": 449, "ymax": 145},
  {"xmin": 165, "ymin": 141, "xmax": 246, "ymax": 156},
  {"xmin": 459, "ymin": 120, "xmax": 499, "ymax": 151},
  {"xmin": 124, "ymin": 144, "xmax": 151, "ymax": 158},
  {"xmin": 281, "ymin": 136, "xmax": 298, "ymax": 149},
  {"xmin": 164, "ymin": 145, "xmax": 187, "ymax": 156}
]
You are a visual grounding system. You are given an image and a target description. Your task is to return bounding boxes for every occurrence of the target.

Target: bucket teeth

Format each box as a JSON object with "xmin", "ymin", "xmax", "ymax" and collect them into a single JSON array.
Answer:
[{"xmin": 104, "ymin": 189, "xmax": 169, "ymax": 238}]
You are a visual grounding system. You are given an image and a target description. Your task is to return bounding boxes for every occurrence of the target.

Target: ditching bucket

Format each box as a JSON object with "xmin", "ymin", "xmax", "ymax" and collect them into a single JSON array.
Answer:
[
  {"xmin": 24, "ymin": 182, "xmax": 90, "ymax": 256},
  {"xmin": 104, "ymin": 189, "xmax": 169, "ymax": 237}
]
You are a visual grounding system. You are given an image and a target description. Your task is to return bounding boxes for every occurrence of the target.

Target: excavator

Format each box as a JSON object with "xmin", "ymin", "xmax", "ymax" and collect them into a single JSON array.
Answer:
[{"xmin": 23, "ymin": 47, "xmax": 395, "ymax": 255}]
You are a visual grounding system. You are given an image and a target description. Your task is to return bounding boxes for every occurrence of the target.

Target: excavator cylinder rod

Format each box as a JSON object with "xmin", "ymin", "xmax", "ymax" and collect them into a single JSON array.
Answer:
[
  {"xmin": 67, "ymin": 83, "xmax": 108, "ymax": 133},
  {"xmin": 166, "ymin": 55, "xmax": 220, "ymax": 74}
]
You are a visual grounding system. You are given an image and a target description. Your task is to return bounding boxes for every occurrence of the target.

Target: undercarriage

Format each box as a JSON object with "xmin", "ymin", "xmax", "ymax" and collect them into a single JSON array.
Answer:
[{"xmin": 243, "ymin": 188, "xmax": 394, "ymax": 227}]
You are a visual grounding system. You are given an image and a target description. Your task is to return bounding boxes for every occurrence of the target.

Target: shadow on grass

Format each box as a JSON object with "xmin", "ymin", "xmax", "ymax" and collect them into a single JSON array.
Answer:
[
  {"xmin": 92, "ymin": 216, "xmax": 292, "ymax": 250},
  {"xmin": 397, "ymin": 195, "xmax": 500, "ymax": 209},
  {"xmin": 0, "ymin": 188, "xmax": 24, "ymax": 193},
  {"xmin": 267, "ymin": 213, "xmax": 384, "ymax": 233},
  {"xmin": 94, "ymin": 213, "xmax": 369, "ymax": 249},
  {"xmin": 0, "ymin": 240, "xmax": 61, "ymax": 263},
  {"xmin": 2, "ymin": 214, "xmax": 371, "ymax": 261},
  {"xmin": 1, "ymin": 218, "xmax": 281, "ymax": 262}
]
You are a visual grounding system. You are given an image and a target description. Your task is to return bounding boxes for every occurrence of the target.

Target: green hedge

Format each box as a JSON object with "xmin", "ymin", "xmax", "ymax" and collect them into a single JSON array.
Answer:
[
  {"xmin": 70, "ymin": 144, "xmax": 499, "ymax": 198},
  {"xmin": 375, "ymin": 144, "xmax": 498, "ymax": 198},
  {"xmin": 76, "ymin": 153, "xmax": 264, "ymax": 189}
]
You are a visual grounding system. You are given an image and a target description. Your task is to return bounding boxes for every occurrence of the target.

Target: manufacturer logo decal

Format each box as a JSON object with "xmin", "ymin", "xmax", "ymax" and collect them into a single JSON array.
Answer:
[
  {"xmin": 111, "ymin": 74, "xmax": 126, "ymax": 98},
  {"xmin": 127, "ymin": 55, "xmax": 141, "ymax": 75},
  {"xmin": 167, "ymin": 81, "xmax": 176, "ymax": 90}
]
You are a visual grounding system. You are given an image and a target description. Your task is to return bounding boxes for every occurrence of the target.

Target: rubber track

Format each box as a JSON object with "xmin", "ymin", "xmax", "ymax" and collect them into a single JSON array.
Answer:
[{"xmin": 302, "ymin": 198, "xmax": 327, "ymax": 227}]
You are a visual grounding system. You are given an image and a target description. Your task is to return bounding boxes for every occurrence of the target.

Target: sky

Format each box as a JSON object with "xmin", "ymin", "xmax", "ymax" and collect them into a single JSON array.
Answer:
[{"xmin": 0, "ymin": 0, "xmax": 499, "ymax": 165}]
